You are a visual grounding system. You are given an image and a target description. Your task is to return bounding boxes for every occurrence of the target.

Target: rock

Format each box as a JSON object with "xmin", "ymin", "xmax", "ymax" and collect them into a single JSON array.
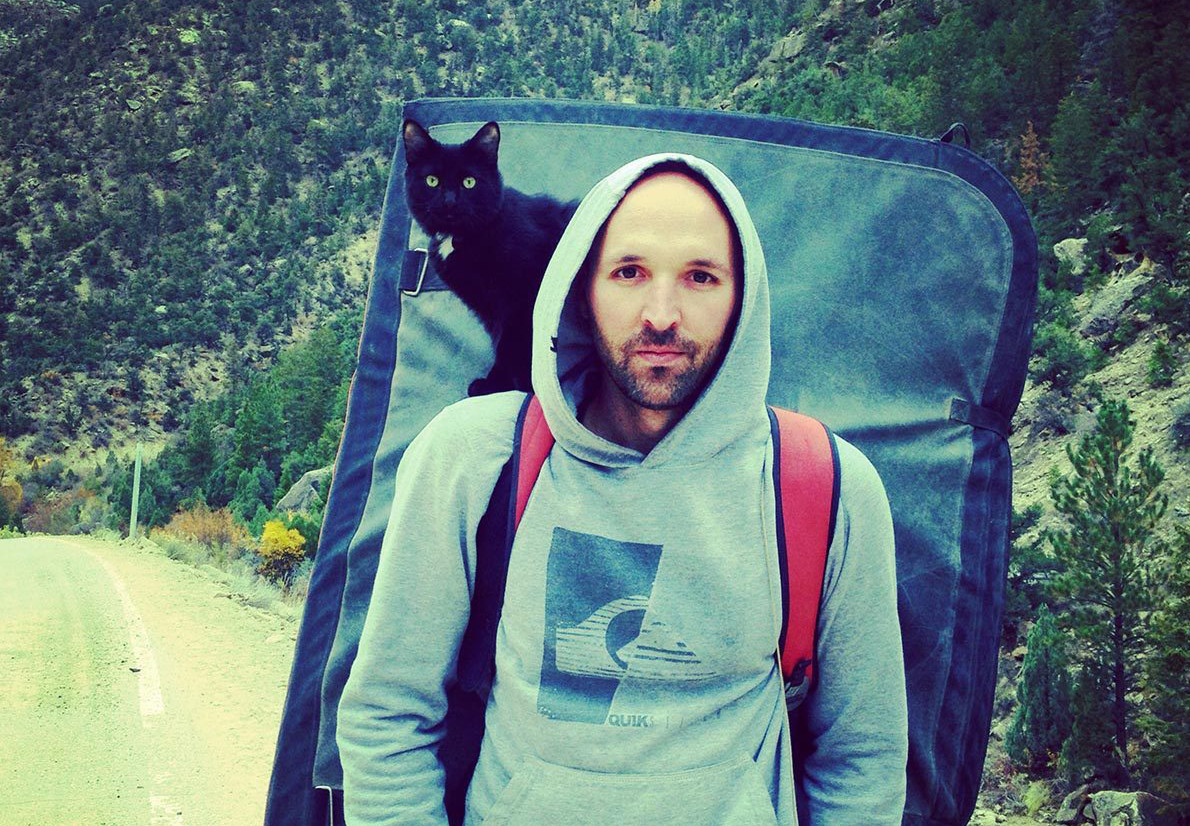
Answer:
[
  {"xmin": 1080, "ymin": 270, "xmax": 1150, "ymax": 338},
  {"xmin": 1055, "ymin": 783, "xmax": 1091, "ymax": 824},
  {"xmin": 1090, "ymin": 790, "xmax": 1178, "ymax": 826},
  {"xmin": 1055, "ymin": 238, "xmax": 1089, "ymax": 275},
  {"xmin": 275, "ymin": 466, "xmax": 332, "ymax": 514},
  {"xmin": 771, "ymin": 30, "xmax": 806, "ymax": 62}
]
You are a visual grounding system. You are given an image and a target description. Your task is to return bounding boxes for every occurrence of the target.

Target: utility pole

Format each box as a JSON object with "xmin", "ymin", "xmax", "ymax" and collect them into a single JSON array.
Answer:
[{"xmin": 129, "ymin": 442, "xmax": 143, "ymax": 540}]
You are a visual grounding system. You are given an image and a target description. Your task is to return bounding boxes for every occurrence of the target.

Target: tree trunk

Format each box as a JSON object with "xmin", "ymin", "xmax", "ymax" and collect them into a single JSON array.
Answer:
[{"xmin": 1113, "ymin": 611, "xmax": 1130, "ymax": 780}]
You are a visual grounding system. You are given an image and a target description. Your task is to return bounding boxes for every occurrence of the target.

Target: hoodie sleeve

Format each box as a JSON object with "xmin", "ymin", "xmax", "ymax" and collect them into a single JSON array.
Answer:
[
  {"xmin": 792, "ymin": 436, "xmax": 908, "ymax": 826},
  {"xmin": 337, "ymin": 394, "xmax": 521, "ymax": 826}
]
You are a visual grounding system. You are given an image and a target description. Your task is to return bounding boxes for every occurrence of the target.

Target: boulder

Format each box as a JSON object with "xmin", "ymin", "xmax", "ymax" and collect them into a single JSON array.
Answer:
[
  {"xmin": 1055, "ymin": 783, "xmax": 1091, "ymax": 824},
  {"xmin": 1089, "ymin": 791, "xmax": 1178, "ymax": 826},
  {"xmin": 1055, "ymin": 237, "xmax": 1089, "ymax": 275},
  {"xmin": 276, "ymin": 466, "xmax": 332, "ymax": 514},
  {"xmin": 1080, "ymin": 270, "xmax": 1150, "ymax": 338}
]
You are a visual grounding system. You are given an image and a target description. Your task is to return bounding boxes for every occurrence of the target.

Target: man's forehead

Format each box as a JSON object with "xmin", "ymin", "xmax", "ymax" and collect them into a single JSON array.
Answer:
[
  {"xmin": 599, "ymin": 172, "xmax": 734, "ymax": 253},
  {"xmin": 611, "ymin": 170, "xmax": 729, "ymax": 221}
]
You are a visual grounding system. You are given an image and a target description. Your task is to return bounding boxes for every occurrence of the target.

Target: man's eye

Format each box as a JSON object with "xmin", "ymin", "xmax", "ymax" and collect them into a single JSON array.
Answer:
[
  {"xmin": 462, "ymin": 176, "xmax": 477, "ymax": 189},
  {"xmin": 425, "ymin": 175, "xmax": 439, "ymax": 187}
]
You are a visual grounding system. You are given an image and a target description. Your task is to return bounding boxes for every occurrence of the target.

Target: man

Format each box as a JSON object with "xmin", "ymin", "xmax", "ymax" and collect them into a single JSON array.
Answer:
[{"xmin": 338, "ymin": 155, "xmax": 907, "ymax": 825}]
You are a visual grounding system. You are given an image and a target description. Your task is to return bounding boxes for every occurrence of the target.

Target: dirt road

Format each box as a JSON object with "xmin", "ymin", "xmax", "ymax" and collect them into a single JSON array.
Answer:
[{"xmin": 0, "ymin": 536, "xmax": 297, "ymax": 826}]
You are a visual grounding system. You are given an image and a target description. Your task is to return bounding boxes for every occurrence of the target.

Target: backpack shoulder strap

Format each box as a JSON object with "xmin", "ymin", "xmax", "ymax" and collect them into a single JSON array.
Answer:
[
  {"xmin": 767, "ymin": 406, "xmax": 840, "ymax": 704},
  {"xmin": 458, "ymin": 394, "xmax": 551, "ymax": 694},
  {"xmin": 514, "ymin": 395, "xmax": 554, "ymax": 529}
]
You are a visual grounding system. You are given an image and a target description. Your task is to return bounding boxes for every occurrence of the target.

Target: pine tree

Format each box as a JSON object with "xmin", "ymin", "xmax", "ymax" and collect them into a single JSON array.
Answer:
[
  {"xmin": 1012, "ymin": 120, "xmax": 1049, "ymax": 201},
  {"xmin": 1045, "ymin": 397, "xmax": 1168, "ymax": 783},
  {"xmin": 1006, "ymin": 605, "xmax": 1073, "ymax": 773},
  {"xmin": 1139, "ymin": 526, "xmax": 1190, "ymax": 814}
]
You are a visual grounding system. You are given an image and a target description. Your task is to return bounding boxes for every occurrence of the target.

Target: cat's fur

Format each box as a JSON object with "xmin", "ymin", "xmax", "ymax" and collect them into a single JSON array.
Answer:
[{"xmin": 403, "ymin": 119, "xmax": 577, "ymax": 395}]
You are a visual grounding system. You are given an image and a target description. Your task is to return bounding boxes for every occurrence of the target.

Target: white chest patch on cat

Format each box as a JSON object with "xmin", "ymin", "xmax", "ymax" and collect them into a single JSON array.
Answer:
[{"xmin": 433, "ymin": 233, "xmax": 455, "ymax": 261}]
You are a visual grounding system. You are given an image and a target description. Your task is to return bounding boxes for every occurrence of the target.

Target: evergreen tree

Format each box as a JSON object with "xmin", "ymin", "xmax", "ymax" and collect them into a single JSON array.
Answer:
[
  {"xmin": 1060, "ymin": 663, "xmax": 1123, "ymax": 785},
  {"xmin": 181, "ymin": 402, "xmax": 217, "ymax": 491},
  {"xmin": 230, "ymin": 464, "xmax": 265, "ymax": 522},
  {"xmin": 1045, "ymin": 397, "xmax": 1168, "ymax": 783},
  {"xmin": 233, "ymin": 377, "xmax": 287, "ymax": 478},
  {"xmin": 1006, "ymin": 605, "xmax": 1072, "ymax": 773},
  {"xmin": 1139, "ymin": 526, "xmax": 1190, "ymax": 814}
]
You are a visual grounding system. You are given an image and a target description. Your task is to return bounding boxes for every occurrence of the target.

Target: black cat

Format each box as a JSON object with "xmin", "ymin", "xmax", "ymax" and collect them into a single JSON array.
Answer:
[{"xmin": 403, "ymin": 119, "xmax": 578, "ymax": 396}]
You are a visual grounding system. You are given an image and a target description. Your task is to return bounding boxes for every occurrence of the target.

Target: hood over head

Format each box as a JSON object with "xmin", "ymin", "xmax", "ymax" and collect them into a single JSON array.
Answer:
[{"xmin": 532, "ymin": 154, "xmax": 771, "ymax": 469}]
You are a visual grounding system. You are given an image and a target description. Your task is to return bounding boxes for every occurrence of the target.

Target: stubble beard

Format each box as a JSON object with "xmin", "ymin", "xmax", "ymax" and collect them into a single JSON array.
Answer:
[{"xmin": 593, "ymin": 326, "xmax": 723, "ymax": 411}]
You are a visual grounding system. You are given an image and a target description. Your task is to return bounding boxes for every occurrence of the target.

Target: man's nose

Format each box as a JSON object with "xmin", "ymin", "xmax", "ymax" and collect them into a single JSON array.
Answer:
[{"xmin": 640, "ymin": 281, "xmax": 680, "ymax": 331}]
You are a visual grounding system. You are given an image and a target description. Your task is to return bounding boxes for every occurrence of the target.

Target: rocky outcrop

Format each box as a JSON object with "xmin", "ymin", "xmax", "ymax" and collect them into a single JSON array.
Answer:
[
  {"xmin": 1089, "ymin": 791, "xmax": 1178, "ymax": 826},
  {"xmin": 1080, "ymin": 270, "xmax": 1150, "ymax": 338},
  {"xmin": 1055, "ymin": 784, "xmax": 1092, "ymax": 824},
  {"xmin": 1055, "ymin": 237, "xmax": 1089, "ymax": 276},
  {"xmin": 276, "ymin": 466, "xmax": 332, "ymax": 514}
]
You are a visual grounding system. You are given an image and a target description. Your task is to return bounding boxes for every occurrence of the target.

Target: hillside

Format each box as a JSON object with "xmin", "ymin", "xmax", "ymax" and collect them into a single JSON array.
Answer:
[{"xmin": 2, "ymin": 0, "xmax": 1189, "ymax": 817}]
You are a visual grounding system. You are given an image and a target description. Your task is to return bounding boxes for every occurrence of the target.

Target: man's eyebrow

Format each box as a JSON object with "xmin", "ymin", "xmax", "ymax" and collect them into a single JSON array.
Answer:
[{"xmin": 689, "ymin": 257, "xmax": 728, "ymax": 271}]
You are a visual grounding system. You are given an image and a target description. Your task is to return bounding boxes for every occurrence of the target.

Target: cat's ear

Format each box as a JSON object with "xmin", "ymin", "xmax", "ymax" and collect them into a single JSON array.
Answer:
[
  {"xmin": 466, "ymin": 122, "xmax": 501, "ymax": 165},
  {"xmin": 403, "ymin": 119, "xmax": 434, "ymax": 164}
]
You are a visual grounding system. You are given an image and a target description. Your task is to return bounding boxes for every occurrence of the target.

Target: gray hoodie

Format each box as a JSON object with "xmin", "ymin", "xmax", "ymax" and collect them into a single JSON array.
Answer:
[{"xmin": 338, "ymin": 154, "xmax": 907, "ymax": 826}]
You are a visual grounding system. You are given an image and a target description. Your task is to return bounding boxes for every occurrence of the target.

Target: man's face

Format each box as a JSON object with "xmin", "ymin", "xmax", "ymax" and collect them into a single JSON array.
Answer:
[{"xmin": 586, "ymin": 171, "xmax": 740, "ymax": 412}]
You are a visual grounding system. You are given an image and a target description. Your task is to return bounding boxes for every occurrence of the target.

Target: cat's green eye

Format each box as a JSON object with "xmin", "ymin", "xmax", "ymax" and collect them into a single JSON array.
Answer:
[
  {"xmin": 462, "ymin": 176, "xmax": 477, "ymax": 189},
  {"xmin": 425, "ymin": 175, "xmax": 439, "ymax": 188}
]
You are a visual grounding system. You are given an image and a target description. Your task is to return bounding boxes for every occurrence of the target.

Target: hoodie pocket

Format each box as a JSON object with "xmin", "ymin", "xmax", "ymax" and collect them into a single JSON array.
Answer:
[{"xmin": 480, "ymin": 754, "xmax": 778, "ymax": 826}]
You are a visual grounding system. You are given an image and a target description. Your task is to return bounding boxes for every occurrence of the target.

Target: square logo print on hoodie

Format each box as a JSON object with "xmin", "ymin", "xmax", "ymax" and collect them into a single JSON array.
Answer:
[{"xmin": 537, "ymin": 527, "xmax": 714, "ymax": 725}]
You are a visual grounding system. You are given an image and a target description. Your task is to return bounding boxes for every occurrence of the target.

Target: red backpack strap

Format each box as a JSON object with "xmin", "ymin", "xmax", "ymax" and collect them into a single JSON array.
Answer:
[
  {"xmin": 767, "ymin": 406, "xmax": 840, "ymax": 707},
  {"xmin": 513, "ymin": 394, "xmax": 554, "ymax": 529}
]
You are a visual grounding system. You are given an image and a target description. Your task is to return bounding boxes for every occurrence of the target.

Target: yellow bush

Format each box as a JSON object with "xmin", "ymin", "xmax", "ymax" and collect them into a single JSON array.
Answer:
[{"xmin": 257, "ymin": 519, "xmax": 307, "ymax": 587}]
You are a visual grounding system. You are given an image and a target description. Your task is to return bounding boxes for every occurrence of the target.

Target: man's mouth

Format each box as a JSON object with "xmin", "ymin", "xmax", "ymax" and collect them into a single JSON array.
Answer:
[{"xmin": 634, "ymin": 349, "xmax": 687, "ymax": 366}]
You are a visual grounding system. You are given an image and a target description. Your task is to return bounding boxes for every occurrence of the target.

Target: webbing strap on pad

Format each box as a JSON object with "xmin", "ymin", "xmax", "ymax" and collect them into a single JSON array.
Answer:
[
  {"xmin": 768, "ymin": 406, "xmax": 839, "ymax": 688},
  {"xmin": 513, "ymin": 395, "xmax": 554, "ymax": 529}
]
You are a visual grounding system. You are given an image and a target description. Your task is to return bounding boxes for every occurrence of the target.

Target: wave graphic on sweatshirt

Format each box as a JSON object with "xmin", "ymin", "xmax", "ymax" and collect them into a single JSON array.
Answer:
[{"xmin": 555, "ymin": 595, "xmax": 713, "ymax": 680}]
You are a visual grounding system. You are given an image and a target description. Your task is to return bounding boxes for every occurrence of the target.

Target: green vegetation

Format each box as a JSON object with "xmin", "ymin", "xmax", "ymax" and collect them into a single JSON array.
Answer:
[
  {"xmin": 1046, "ymin": 398, "xmax": 1166, "ymax": 783},
  {"xmin": 1007, "ymin": 397, "xmax": 1187, "ymax": 799},
  {"xmin": 1139, "ymin": 526, "xmax": 1190, "ymax": 818},
  {"xmin": 1007, "ymin": 605, "xmax": 1072, "ymax": 772},
  {"xmin": 2, "ymin": 0, "xmax": 1189, "ymax": 808}
]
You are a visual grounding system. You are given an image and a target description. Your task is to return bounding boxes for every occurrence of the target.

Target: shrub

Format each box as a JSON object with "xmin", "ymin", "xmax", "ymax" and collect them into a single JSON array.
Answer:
[
  {"xmin": 158, "ymin": 503, "xmax": 252, "ymax": 563},
  {"xmin": 0, "ymin": 479, "xmax": 22, "ymax": 529},
  {"xmin": 1022, "ymin": 780, "xmax": 1052, "ymax": 816},
  {"xmin": 1140, "ymin": 282, "xmax": 1190, "ymax": 337},
  {"xmin": 257, "ymin": 519, "xmax": 306, "ymax": 588},
  {"xmin": 1006, "ymin": 606, "xmax": 1072, "ymax": 773},
  {"xmin": 1030, "ymin": 322, "xmax": 1099, "ymax": 391},
  {"xmin": 1148, "ymin": 339, "xmax": 1177, "ymax": 387},
  {"xmin": 23, "ymin": 488, "xmax": 93, "ymax": 534},
  {"xmin": 150, "ymin": 529, "xmax": 211, "ymax": 566}
]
